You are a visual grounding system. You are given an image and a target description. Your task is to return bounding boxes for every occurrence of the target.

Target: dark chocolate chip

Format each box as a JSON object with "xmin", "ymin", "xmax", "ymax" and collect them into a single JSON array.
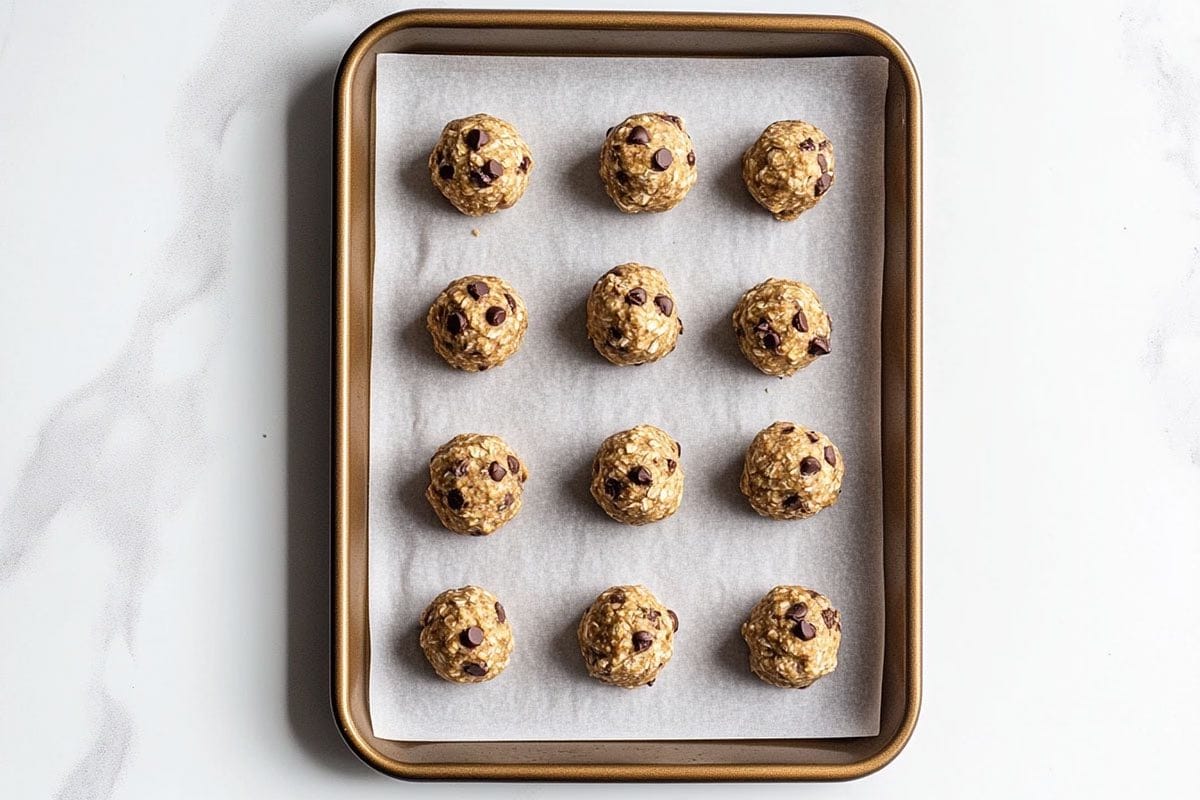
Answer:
[
  {"xmin": 793, "ymin": 620, "xmax": 818, "ymax": 640},
  {"xmin": 814, "ymin": 174, "xmax": 833, "ymax": 197},
  {"xmin": 438, "ymin": 163, "xmax": 455, "ymax": 180},
  {"xmin": 469, "ymin": 169, "xmax": 494, "ymax": 188},
  {"xmin": 507, "ymin": 455, "xmax": 520, "ymax": 474},
  {"xmin": 608, "ymin": 325, "xmax": 623, "ymax": 342},
  {"xmin": 453, "ymin": 459, "xmax": 469, "ymax": 477},
  {"xmin": 668, "ymin": 610, "xmax": 679, "ymax": 632},
  {"xmin": 785, "ymin": 603, "xmax": 808, "ymax": 621},
  {"xmin": 464, "ymin": 128, "xmax": 490, "ymax": 150},
  {"xmin": 780, "ymin": 425, "xmax": 795, "ymax": 434},
  {"xmin": 488, "ymin": 461, "xmax": 507, "ymax": 481},
  {"xmin": 626, "ymin": 288, "xmax": 647, "ymax": 306},
  {"xmin": 610, "ymin": 591, "xmax": 626, "ymax": 604},
  {"xmin": 675, "ymin": 440, "xmax": 682, "ymax": 456},
  {"xmin": 800, "ymin": 456, "xmax": 822, "ymax": 476},
  {"xmin": 822, "ymin": 608, "xmax": 838, "ymax": 630},
  {"xmin": 603, "ymin": 478, "xmax": 622, "ymax": 499},
  {"xmin": 615, "ymin": 170, "xmax": 629, "ymax": 184},
  {"xmin": 496, "ymin": 602, "xmax": 507, "ymax": 623},
  {"xmin": 485, "ymin": 306, "xmax": 507, "ymax": 326},
  {"xmin": 651, "ymin": 148, "xmax": 673, "ymax": 171},
  {"xmin": 504, "ymin": 292, "xmax": 516, "ymax": 310},
  {"xmin": 462, "ymin": 662, "xmax": 487, "ymax": 677},
  {"xmin": 498, "ymin": 492, "xmax": 513, "ymax": 511},
  {"xmin": 806, "ymin": 431, "xmax": 820, "ymax": 443},
  {"xmin": 824, "ymin": 446, "xmax": 837, "ymax": 467},
  {"xmin": 468, "ymin": 530, "xmax": 486, "ymax": 536},
  {"xmin": 666, "ymin": 459, "xmax": 677, "ymax": 473},
  {"xmin": 653, "ymin": 295, "xmax": 673, "ymax": 316},
  {"xmin": 467, "ymin": 281, "xmax": 489, "ymax": 300},
  {"xmin": 519, "ymin": 155, "xmax": 530, "ymax": 173},
  {"xmin": 792, "ymin": 310, "xmax": 809, "ymax": 333},
  {"xmin": 606, "ymin": 126, "xmax": 615, "ymax": 136},
  {"xmin": 808, "ymin": 336, "xmax": 831, "ymax": 355},
  {"xmin": 446, "ymin": 489, "xmax": 465, "ymax": 510},
  {"xmin": 658, "ymin": 114, "xmax": 682, "ymax": 128},
  {"xmin": 645, "ymin": 608, "xmax": 661, "ymax": 621},
  {"xmin": 817, "ymin": 153, "xmax": 828, "ymax": 172},
  {"xmin": 647, "ymin": 679, "xmax": 655, "ymax": 686},
  {"xmin": 627, "ymin": 125, "xmax": 651, "ymax": 144},
  {"xmin": 628, "ymin": 466, "xmax": 652, "ymax": 486},
  {"xmin": 446, "ymin": 311, "xmax": 467, "ymax": 334},
  {"xmin": 460, "ymin": 626, "xmax": 485, "ymax": 648},
  {"xmin": 783, "ymin": 494, "xmax": 802, "ymax": 509},
  {"xmin": 819, "ymin": 139, "xmax": 832, "ymax": 151},
  {"xmin": 686, "ymin": 150, "xmax": 695, "ymax": 166},
  {"xmin": 762, "ymin": 331, "xmax": 781, "ymax": 351},
  {"xmin": 632, "ymin": 631, "xmax": 654, "ymax": 652},
  {"xmin": 483, "ymin": 159, "xmax": 504, "ymax": 179},
  {"xmin": 799, "ymin": 138, "xmax": 816, "ymax": 151}
]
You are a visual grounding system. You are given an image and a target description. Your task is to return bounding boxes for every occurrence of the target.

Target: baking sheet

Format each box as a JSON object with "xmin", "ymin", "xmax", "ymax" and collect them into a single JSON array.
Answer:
[{"xmin": 369, "ymin": 53, "xmax": 888, "ymax": 741}]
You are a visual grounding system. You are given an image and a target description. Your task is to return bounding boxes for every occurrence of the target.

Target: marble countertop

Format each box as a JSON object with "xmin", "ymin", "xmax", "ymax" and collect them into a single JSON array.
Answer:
[{"xmin": 1, "ymin": 1, "xmax": 1197, "ymax": 797}]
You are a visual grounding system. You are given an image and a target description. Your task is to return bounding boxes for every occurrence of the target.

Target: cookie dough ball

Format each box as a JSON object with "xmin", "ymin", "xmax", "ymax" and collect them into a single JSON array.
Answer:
[
  {"xmin": 586, "ymin": 263, "xmax": 682, "ymax": 366},
  {"xmin": 578, "ymin": 585, "xmax": 677, "ymax": 688},
  {"xmin": 419, "ymin": 585, "xmax": 514, "ymax": 684},
  {"xmin": 427, "ymin": 275, "xmax": 529, "ymax": 372},
  {"xmin": 732, "ymin": 278, "xmax": 832, "ymax": 377},
  {"xmin": 429, "ymin": 114, "xmax": 533, "ymax": 216},
  {"xmin": 599, "ymin": 113, "xmax": 697, "ymax": 213},
  {"xmin": 740, "ymin": 422, "xmax": 843, "ymax": 520},
  {"xmin": 590, "ymin": 425, "xmax": 683, "ymax": 525},
  {"xmin": 742, "ymin": 585, "xmax": 841, "ymax": 688},
  {"xmin": 426, "ymin": 433, "xmax": 529, "ymax": 535},
  {"xmin": 742, "ymin": 120, "xmax": 835, "ymax": 221}
]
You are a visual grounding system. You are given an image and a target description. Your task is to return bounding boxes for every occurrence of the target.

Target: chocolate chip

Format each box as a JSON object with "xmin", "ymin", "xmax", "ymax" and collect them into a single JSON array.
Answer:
[
  {"xmin": 675, "ymin": 440, "xmax": 682, "ymax": 456},
  {"xmin": 627, "ymin": 125, "xmax": 650, "ymax": 144},
  {"xmin": 626, "ymin": 288, "xmax": 647, "ymax": 306},
  {"xmin": 754, "ymin": 317, "xmax": 770, "ymax": 332},
  {"xmin": 603, "ymin": 478, "xmax": 622, "ymax": 499},
  {"xmin": 498, "ymin": 492, "xmax": 513, "ymax": 511},
  {"xmin": 519, "ymin": 155, "xmax": 530, "ymax": 173},
  {"xmin": 647, "ymin": 679, "xmax": 655, "ymax": 686},
  {"xmin": 686, "ymin": 150, "xmax": 695, "ymax": 166},
  {"xmin": 453, "ymin": 459, "xmax": 469, "ymax": 477},
  {"xmin": 488, "ymin": 461, "xmax": 507, "ymax": 481},
  {"xmin": 462, "ymin": 662, "xmax": 487, "ymax": 677},
  {"xmin": 610, "ymin": 591, "xmax": 626, "ymax": 604},
  {"xmin": 792, "ymin": 310, "xmax": 809, "ymax": 332},
  {"xmin": 658, "ymin": 114, "xmax": 682, "ymax": 128},
  {"xmin": 814, "ymin": 174, "xmax": 832, "ymax": 197},
  {"xmin": 667, "ymin": 610, "xmax": 679, "ymax": 631},
  {"xmin": 464, "ymin": 129, "xmax": 490, "ymax": 150},
  {"xmin": 483, "ymin": 159, "xmax": 504, "ymax": 179},
  {"xmin": 446, "ymin": 311, "xmax": 467, "ymax": 334},
  {"xmin": 467, "ymin": 281, "xmax": 489, "ymax": 300},
  {"xmin": 785, "ymin": 603, "xmax": 808, "ymax": 621},
  {"xmin": 783, "ymin": 494, "xmax": 802, "ymax": 508},
  {"xmin": 824, "ymin": 446, "xmax": 837, "ymax": 467},
  {"xmin": 819, "ymin": 139, "xmax": 832, "ymax": 151},
  {"xmin": 762, "ymin": 331, "xmax": 781, "ymax": 350},
  {"xmin": 651, "ymin": 148, "xmax": 673, "ymax": 171},
  {"xmin": 507, "ymin": 455, "xmax": 520, "ymax": 474},
  {"xmin": 468, "ymin": 170, "xmax": 494, "ymax": 188},
  {"xmin": 781, "ymin": 425, "xmax": 795, "ymax": 434},
  {"xmin": 615, "ymin": 170, "xmax": 629, "ymax": 184},
  {"xmin": 495, "ymin": 601, "xmax": 507, "ymax": 623},
  {"xmin": 485, "ymin": 306, "xmax": 507, "ymax": 326},
  {"xmin": 793, "ymin": 620, "xmax": 817, "ymax": 640},
  {"xmin": 628, "ymin": 466, "xmax": 652, "ymax": 486},
  {"xmin": 666, "ymin": 459, "xmax": 677, "ymax": 473},
  {"xmin": 806, "ymin": 431, "xmax": 820, "ymax": 443},
  {"xmin": 608, "ymin": 325, "xmax": 623, "ymax": 343},
  {"xmin": 460, "ymin": 626, "xmax": 485, "ymax": 648},
  {"xmin": 817, "ymin": 153, "xmax": 828, "ymax": 172},
  {"xmin": 504, "ymin": 292, "xmax": 516, "ymax": 311},
  {"xmin": 799, "ymin": 138, "xmax": 816, "ymax": 151},
  {"xmin": 446, "ymin": 489, "xmax": 465, "ymax": 510},
  {"xmin": 632, "ymin": 631, "xmax": 654, "ymax": 652},
  {"xmin": 822, "ymin": 608, "xmax": 838, "ymax": 629},
  {"xmin": 653, "ymin": 295, "xmax": 673, "ymax": 316},
  {"xmin": 438, "ymin": 163, "xmax": 455, "ymax": 180},
  {"xmin": 606, "ymin": 126, "xmax": 615, "ymax": 136},
  {"xmin": 808, "ymin": 336, "xmax": 831, "ymax": 355},
  {"xmin": 800, "ymin": 456, "xmax": 822, "ymax": 476}
]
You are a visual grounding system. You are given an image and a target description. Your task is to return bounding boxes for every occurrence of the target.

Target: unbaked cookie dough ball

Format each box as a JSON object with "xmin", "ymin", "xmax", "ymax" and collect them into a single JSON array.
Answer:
[
  {"xmin": 742, "ymin": 120, "xmax": 835, "ymax": 221},
  {"xmin": 741, "ymin": 585, "xmax": 841, "ymax": 688},
  {"xmin": 578, "ymin": 584, "xmax": 677, "ymax": 688},
  {"xmin": 740, "ymin": 422, "xmax": 843, "ymax": 520},
  {"xmin": 429, "ymin": 114, "xmax": 533, "ymax": 216},
  {"xmin": 590, "ymin": 425, "xmax": 683, "ymax": 525},
  {"xmin": 419, "ymin": 585, "xmax": 514, "ymax": 684},
  {"xmin": 732, "ymin": 278, "xmax": 832, "ymax": 377},
  {"xmin": 427, "ymin": 275, "xmax": 529, "ymax": 372},
  {"xmin": 586, "ymin": 263, "xmax": 682, "ymax": 366},
  {"xmin": 426, "ymin": 433, "xmax": 529, "ymax": 535},
  {"xmin": 599, "ymin": 113, "xmax": 697, "ymax": 213}
]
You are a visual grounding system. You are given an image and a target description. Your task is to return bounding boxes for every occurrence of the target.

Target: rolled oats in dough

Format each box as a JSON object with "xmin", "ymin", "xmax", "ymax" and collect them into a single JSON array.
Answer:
[
  {"xmin": 590, "ymin": 424, "xmax": 684, "ymax": 525},
  {"xmin": 732, "ymin": 278, "xmax": 832, "ymax": 377},
  {"xmin": 586, "ymin": 263, "xmax": 682, "ymax": 366},
  {"xmin": 578, "ymin": 584, "xmax": 677, "ymax": 688},
  {"xmin": 419, "ymin": 585, "xmax": 514, "ymax": 684},
  {"xmin": 428, "ymin": 113, "xmax": 533, "ymax": 216},
  {"xmin": 599, "ymin": 113, "xmax": 697, "ymax": 213},
  {"xmin": 426, "ymin": 275, "xmax": 529, "ymax": 372},
  {"xmin": 740, "ymin": 421, "xmax": 844, "ymax": 520},
  {"xmin": 742, "ymin": 120, "xmax": 835, "ymax": 221},
  {"xmin": 425, "ymin": 433, "xmax": 529, "ymax": 535},
  {"xmin": 741, "ymin": 585, "xmax": 842, "ymax": 688}
]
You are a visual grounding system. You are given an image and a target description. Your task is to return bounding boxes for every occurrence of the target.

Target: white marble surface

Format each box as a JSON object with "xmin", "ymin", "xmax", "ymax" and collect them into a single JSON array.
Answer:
[{"xmin": 0, "ymin": 0, "xmax": 1197, "ymax": 797}]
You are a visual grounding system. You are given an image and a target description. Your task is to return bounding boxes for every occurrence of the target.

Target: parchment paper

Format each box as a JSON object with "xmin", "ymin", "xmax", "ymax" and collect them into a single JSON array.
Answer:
[{"xmin": 369, "ymin": 53, "xmax": 888, "ymax": 740}]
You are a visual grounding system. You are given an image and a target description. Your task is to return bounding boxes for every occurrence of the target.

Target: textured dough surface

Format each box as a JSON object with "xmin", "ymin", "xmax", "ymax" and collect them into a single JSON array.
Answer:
[
  {"xmin": 419, "ymin": 585, "xmax": 514, "ymax": 684},
  {"xmin": 590, "ymin": 425, "xmax": 684, "ymax": 525},
  {"xmin": 426, "ymin": 433, "xmax": 529, "ymax": 535},
  {"xmin": 426, "ymin": 275, "xmax": 529, "ymax": 372},
  {"xmin": 428, "ymin": 114, "xmax": 533, "ymax": 216},
  {"xmin": 742, "ymin": 120, "xmax": 835, "ymax": 221},
  {"xmin": 586, "ymin": 263, "xmax": 682, "ymax": 366},
  {"xmin": 740, "ymin": 421, "xmax": 844, "ymax": 520},
  {"xmin": 578, "ymin": 585, "xmax": 677, "ymax": 688},
  {"xmin": 732, "ymin": 278, "xmax": 832, "ymax": 377},
  {"xmin": 599, "ymin": 113, "xmax": 697, "ymax": 213},
  {"xmin": 741, "ymin": 585, "xmax": 841, "ymax": 688}
]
